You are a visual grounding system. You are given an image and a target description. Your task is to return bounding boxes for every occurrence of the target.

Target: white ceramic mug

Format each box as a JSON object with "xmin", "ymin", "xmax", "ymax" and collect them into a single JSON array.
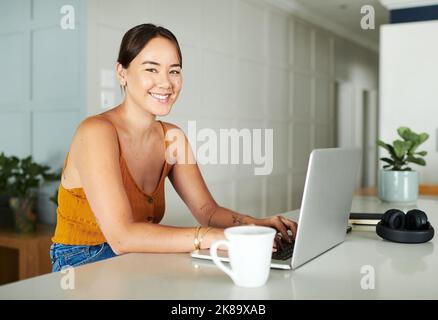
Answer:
[{"xmin": 210, "ymin": 226, "xmax": 276, "ymax": 288}]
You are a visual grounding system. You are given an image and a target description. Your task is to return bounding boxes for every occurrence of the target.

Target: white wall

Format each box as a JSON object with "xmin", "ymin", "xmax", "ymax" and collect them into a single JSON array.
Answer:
[
  {"xmin": 335, "ymin": 38, "xmax": 379, "ymax": 187},
  {"xmin": 0, "ymin": 0, "xmax": 87, "ymax": 224},
  {"xmin": 86, "ymin": 0, "xmax": 378, "ymax": 226},
  {"xmin": 380, "ymin": 20, "xmax": 438, "ymax": 183},
  {"xmin": 289, "ymin": 18, "xmax": 336, "ymax": 211}
]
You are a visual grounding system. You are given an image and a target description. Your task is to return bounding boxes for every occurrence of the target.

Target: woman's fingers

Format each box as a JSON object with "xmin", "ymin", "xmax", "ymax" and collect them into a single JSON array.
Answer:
[
  {"xmin": 273, "ymin": 234, "xmax": 283, "ymax": 252},
  {"xmin": 270, "ymin": 215, "xmax": 298, "ymax": 242},
  {"xmin": 279, "ymin": 216, "xmax": 298, "ymax": 240},
  {"xmin": 253, "ymin": 215, "xmax": 298, "ymax": 245},
  {"xmin": 273, "ymin": 217, "xmax": 291, "ymax": 242}
]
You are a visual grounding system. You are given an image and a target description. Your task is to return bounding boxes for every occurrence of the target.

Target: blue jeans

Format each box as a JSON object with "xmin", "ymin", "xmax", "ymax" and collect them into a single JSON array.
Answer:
[{"xmin": 50, "ymin": 243, "xmax": 117, "ymax": 272}]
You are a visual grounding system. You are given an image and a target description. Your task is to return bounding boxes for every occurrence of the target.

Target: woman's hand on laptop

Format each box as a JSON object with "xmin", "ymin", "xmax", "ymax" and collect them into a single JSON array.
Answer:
[{"xmin": 252, "ymin": 215, "xmax": 297, "ymax": 245}]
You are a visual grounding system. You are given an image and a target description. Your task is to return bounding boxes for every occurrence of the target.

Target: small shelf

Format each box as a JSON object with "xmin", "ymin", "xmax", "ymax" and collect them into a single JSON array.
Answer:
[{"xmin": 0, "ymin": 224, "xmax": 54, "ymax": 285}]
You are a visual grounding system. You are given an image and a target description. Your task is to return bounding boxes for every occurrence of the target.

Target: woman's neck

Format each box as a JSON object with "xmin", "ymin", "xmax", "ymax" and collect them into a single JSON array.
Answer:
[{"xmin": 115, "ymin": 99, "xmax": 157, "ymax": 140}]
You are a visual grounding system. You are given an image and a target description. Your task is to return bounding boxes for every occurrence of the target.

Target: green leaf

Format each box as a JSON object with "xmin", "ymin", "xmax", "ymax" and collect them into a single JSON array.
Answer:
[
  {"xmin": 377, "ymin": 139, "xmax": 390, "ymax": 151},
  {"xmin": 407, "ymin": 155, "xmax": 426, "ymax": 166},
  {"xmin": 404, "ymin": 140, "xmax": 413, "ymax": 152},
  {"xmin": 393, "ymin": 140, "xmax": 408, "ymax": 159},
  {"xmin": 419, "ymin": 133, "xmax": 429, "ymax": 144},
  {"xmin": 415, "ymin": 151, "xmax": 428, "ymax": 156},
  {"xmin": 397, "ymin": 127, "xmax": 411, "ymax": 141},
  {"xmin": 377, "ymin": 140, "xmax": 398, "ymax": 160},
  {"xmin": 409, "ymin": 142, "xmax": 419, "ymax": 155},
  {"xmin": 383, "ymin": 164, "xmax": 392, "ymax": 169},
  {"xmin": 380, "ymin": 158, "xmax": 394, "ymax": 165}
]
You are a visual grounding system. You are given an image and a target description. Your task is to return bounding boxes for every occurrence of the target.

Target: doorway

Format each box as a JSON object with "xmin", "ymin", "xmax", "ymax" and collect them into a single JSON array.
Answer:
[{"xmin": 334, "ymin": 81, "xmax": 378, "ymax": 188}]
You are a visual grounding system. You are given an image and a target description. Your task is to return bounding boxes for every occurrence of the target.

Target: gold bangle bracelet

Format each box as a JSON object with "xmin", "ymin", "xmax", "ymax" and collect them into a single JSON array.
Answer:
[
  {"xmin": 194, "ymin": 226, "xmax": 213, "ymax": 250},
  {"xmin": 193, "ymin": 226, "xmax": 202, "ymax": 250}
]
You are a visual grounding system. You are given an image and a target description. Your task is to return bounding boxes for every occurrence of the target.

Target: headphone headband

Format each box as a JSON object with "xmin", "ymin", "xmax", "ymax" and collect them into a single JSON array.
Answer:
[{"xmin": 376, "ymin": 221, "xmax": 434, "ymax": 243}]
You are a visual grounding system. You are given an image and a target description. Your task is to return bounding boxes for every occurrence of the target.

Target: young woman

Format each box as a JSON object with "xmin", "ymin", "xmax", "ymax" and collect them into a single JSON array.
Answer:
[{"xmin": 50, "ymin": 24, "xmax": 297, "ymax": 272}]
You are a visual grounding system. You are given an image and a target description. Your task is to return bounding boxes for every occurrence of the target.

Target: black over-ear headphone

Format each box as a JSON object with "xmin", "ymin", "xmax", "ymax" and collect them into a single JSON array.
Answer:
[{"xmin": 376, "ymin": 209, "xmax": 434, "ymax": 243}]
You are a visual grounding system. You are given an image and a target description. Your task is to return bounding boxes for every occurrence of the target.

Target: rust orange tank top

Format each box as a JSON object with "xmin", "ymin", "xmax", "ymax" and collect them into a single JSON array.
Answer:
[{"xmin": 52, "ymin": 120, "xmax": 171, "ymax": 245}]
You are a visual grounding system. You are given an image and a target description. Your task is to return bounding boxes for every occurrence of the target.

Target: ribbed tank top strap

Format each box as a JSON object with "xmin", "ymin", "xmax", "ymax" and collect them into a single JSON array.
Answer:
[
  {"xmin": 157, "ymin": 120, "xmax": 170, "ymax": 176},
  {"xmin": 157, "ymin": 120, "xmax": 169, "ymax": 149},
  {"xmin": 113, "ymin": 126, "xmax": 122, "ymax": 157}
]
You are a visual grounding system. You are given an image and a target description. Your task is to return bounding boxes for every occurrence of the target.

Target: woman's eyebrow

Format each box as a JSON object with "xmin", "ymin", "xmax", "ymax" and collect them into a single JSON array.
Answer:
[{"xmin": 141, "ymin": 60, "xmax": 181, "ymax": 68}]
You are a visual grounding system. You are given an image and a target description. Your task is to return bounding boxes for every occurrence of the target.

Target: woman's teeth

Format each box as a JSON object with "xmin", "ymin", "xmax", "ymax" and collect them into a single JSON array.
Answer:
[{"xmin": 149, "ymin": 92, "xmax": 170, "ymax": 103}]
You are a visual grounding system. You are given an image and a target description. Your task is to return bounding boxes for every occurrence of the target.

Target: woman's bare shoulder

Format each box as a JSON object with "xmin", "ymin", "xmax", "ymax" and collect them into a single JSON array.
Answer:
[
  {"xmin": 160, "ymin": 121, "xmax": 186, "ymax": 136},
  {"xmin": 63, "ymin": 115, "xmax": 120, "ymax": 187},
  {"xmin": 78, "ymin": 114, "xmax": 116, "ymax": 132},
  {"xmin": 160, "ymin": 120, "xmax": 177, "ymax": 129},
  {"xmin": 70, "ymin": 115, "xmax": 120, "ymax": 159},
  {"xmin": 72, "ymin": 115, "xmax": 118, "ymax": 143}
]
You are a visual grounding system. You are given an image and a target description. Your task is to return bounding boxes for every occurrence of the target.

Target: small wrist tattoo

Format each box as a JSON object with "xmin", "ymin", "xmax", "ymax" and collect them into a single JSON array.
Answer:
[{"xmin": 232, "ymin": 215, "xmax": 246, "ymax": 226}]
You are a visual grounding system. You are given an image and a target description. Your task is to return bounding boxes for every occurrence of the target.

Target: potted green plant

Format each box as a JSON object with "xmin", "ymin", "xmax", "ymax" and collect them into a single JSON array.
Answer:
[
  {"xmin": 7, "ymin": 155, "xmax": 59, "ymax": 233},
  {"xmin": 0, "ymin": 152, "xmax": 19, "ymax": 227},
  {"xmin": 377, "ymin": 127, "xmax": 429, "ymax": 203}
]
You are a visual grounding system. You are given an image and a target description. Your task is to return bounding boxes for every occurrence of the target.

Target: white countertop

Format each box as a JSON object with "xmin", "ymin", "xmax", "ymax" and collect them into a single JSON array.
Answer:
[{"xmin": 1, "ymin": 196, "xmax": 437, "ymax": 299}]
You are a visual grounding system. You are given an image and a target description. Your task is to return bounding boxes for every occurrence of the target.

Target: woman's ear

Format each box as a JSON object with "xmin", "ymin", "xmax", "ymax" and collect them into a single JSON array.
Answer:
[{"xmin": 116, "ymin": 63, "xmax": 127, "ymax": 87}]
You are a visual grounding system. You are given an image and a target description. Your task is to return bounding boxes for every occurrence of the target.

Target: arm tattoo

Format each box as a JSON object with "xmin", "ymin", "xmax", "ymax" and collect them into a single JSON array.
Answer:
[
  {"xmin": 232, "ymin": 214, "xmax": 252, "ymax": 226},
  {"xmin": 232, "ymin": 215, "xmax": 245, "ymax": 226},
  {"xmin": 200, "ymin": 203, "xmax": 218, "ymax": 227}
]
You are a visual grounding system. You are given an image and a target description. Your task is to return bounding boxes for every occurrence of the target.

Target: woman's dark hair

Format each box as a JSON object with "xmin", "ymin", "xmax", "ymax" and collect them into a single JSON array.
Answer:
[{"xmin": 117, "ymin": 23, "xmax": 182, "ymax": 69}]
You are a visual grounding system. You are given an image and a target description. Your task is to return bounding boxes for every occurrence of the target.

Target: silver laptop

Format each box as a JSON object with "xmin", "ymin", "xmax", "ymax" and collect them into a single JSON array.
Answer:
[{"xmin": 191, "ymin": 148, "xmax": 362, "ymax": 270}]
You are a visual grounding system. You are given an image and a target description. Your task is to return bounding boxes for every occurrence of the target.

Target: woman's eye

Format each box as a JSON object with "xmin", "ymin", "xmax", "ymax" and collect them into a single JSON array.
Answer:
[
  {"xmin": 170, "ymin": 70, "xmax": 181, "ymax": 75},
  {"xmin": 145, "ymin": 68, "xmax": 158, "ymax": 73}
]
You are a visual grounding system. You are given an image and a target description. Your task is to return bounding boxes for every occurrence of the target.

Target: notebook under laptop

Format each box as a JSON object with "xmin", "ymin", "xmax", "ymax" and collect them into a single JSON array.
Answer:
[{"xmin": 191, "ymin": 147, "xmax": 362, "ymax": 270}]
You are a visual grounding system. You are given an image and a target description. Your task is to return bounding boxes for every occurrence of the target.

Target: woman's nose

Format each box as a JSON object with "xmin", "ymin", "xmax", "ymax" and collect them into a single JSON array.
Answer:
[{"xmin": 157, "ymin": 72, "xmax": 171, "ymax": 89}]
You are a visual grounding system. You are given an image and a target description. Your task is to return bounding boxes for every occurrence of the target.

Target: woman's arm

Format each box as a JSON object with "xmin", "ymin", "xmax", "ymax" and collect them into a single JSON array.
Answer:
[
  {"xmin": 165, "ymin": 123, "xmax": 297, "ymax": 242},
  {"xmin": 200, "ymin": 205, "xmax": 297, "ymax": 243},
  {"xmin": 72, "ymin": 117, "xmax": 224, "ymax": 254}
]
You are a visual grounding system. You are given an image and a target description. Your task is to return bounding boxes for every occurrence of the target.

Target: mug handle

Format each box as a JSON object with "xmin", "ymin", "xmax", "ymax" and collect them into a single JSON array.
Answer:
[{"xmin": 210, "ymin": 240, "xmax": 236, "ymax": 282}]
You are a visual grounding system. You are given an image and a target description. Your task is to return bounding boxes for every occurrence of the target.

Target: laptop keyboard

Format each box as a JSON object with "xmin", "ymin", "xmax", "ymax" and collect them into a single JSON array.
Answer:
[{"xmin": 272, "ymin": 238, "xmax": 295, "ymax": 260}]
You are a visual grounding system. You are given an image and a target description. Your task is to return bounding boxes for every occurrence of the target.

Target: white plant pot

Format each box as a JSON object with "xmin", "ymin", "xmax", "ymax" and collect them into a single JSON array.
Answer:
[{"xmin": 378, "ymin": 170, "xmax": 419, "ymax": 203}]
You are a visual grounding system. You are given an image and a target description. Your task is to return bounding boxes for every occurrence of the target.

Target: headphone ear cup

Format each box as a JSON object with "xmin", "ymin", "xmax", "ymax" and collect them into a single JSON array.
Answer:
[
  {"xmin": 382, "ymin": 209, "xmax": 399, "ymax": 226},
  {"xmin": 382, "ymin": 209, "xmax": 405, "ymax": 229},
  {"xmin": 386, "ymin": 209, "xmax": 406, "ymax": 229},
  {"xmin": 406, "ymin": 209, "xmax": 428, "ymax": 230}
]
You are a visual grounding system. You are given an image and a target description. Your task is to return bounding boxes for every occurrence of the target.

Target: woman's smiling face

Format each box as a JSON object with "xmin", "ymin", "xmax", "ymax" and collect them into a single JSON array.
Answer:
[{"xmin": 119, "ymin": 36, "xmax": 182, "ymax": 116}]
